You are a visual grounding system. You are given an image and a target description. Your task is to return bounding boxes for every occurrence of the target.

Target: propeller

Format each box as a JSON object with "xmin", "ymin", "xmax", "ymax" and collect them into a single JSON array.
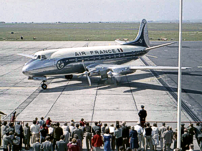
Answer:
[{"xmin": 82, "ymin": 61, "xmax": 91, "ymax": 86}]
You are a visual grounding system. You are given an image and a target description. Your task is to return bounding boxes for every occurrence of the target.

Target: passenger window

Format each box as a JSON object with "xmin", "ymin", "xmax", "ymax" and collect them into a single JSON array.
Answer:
[{"xmin": 41, "ymin": 55, "xmax": 47, "ymax": 59}]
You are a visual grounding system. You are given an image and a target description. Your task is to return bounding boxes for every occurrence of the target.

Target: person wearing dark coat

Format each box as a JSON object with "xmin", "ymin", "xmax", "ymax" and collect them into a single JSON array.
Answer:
[
  {"xmin": 138, "ymin": 105, "xmax": 147, "ymax": 127},
  {"xmin": 72, "ymin": 124, "xmax": 83, "ymax": 144},
  {"xmin": 15, "ymin": 121, "xmax": 23, "ymax": 150},
  {"xmin": 129, "ymin": 127, "xmax": 139, "ymax": 151},
  {"xmin": 56, "ymin": 135, "xmax": 67, "ymax": 151},
  {"xmin": 194, "ymin": 122, "xmax": 202, "ymax": 146},
  {"xmin": 122, "ymin": 122, "xmax": 130, "ymax": 149},
  {"xmin": 32, "ymin": 138, "xmax": 41, "ymax": 151},
  {"xmin": 23, "ymin": 123, "xmax": 30, "ymax": 150},
  {"xmin": 67, "ymin": 138, "xmax": 79, "ymax": 151},
  {"xmin": 85, "ymin": 122, "xmax": 92, "ymax": 151},
  {"xmin": 53, "ymin": 122, "xmax": 63, "ymax": 149},
  {"xmin": 181, "ymin": 129, "xmax": 190, "ymax": 151}
]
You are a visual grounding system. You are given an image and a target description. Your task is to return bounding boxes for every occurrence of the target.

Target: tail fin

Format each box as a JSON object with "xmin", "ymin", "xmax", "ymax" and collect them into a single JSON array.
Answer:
[{"xmin": 124, "ymin": 19, "xmax": 150, "ymax": 47}]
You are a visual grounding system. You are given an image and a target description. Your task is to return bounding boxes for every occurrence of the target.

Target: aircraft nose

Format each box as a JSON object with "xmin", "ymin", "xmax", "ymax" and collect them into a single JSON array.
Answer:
[{"xmin": 22, "ymin": 65, "xmax": 30, "ymax": 75}]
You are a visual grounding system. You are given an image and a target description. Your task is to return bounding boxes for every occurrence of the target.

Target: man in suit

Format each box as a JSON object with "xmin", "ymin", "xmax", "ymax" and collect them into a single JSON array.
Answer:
[
  {"xmin": 33, "ymin": 138, "xmax": 41, "ymax": 151},
  {"xmin": 41, "ymin": 136, "xmax": 53, "ymax": 151},
  {"xmin": 56, "ymin": 135, "xmax": 68, "ymax": 151},
  {"xmin": 162, "ymin": 126, "xmax": 172, "ymax": 151},
  {"xmin": 53, "ymin": 122, "xmax": 63, "ymax": 149},
  {"xmin": 15, "ymin": 121, "xmax": 23, "ymax": 150},
  {"xmin": 138, "ymin": 105, "xmax": 147, "ymax": 127},
  {"xmin": 85, "ymin": 122, "xmax": 92, "ymax": 151},
  {"xmin": 72, "ymin": 124, "xmax": 83, "ymax": 144},
  {"xmin": 159, "ymin": 123, "xmax": 167, "ymax": 150},
  {"xmin": 1, "ymin": 121, "xmax": 8, "ymax": 146},
  {"xmin": 121, "ymin": 121, "xmax": 130, "ymax": 148}
]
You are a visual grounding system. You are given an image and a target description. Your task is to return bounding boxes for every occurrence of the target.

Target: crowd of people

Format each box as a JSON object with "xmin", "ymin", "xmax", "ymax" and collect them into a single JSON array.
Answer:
[{"xmin": 0, "ymin": 106, "xmax": 201, "ymax": 151}]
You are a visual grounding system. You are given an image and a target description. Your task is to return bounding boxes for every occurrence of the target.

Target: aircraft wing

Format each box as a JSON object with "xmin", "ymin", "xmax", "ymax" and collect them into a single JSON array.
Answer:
[
  {"xmin": 145, "ymin": 42, "xmax": 176, "ymax": 51},
  {"xmin": 17, "ymin": 53, "xmax": 35, "ymax": 59},
  {"xmin": 128, "ymin": 66, "xmax": 190, "ymax": 70}
]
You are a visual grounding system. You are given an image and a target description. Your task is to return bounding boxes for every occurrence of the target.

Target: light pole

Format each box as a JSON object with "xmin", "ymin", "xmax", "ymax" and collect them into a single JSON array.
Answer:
[{"xmin": 177, "ymin": 0, "xmax": 183, "ymax": 149}]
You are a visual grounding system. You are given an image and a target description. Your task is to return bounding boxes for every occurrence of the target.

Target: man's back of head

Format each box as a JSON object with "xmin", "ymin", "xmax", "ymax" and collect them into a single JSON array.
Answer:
[{"xmin": 162, "ymin": 122, "xmax": 165, "ymax": 126}]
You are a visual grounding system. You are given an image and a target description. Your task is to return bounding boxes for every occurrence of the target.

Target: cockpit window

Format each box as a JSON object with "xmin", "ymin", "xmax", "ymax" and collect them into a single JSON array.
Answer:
[{"xmin": 34, "ymin": 55, "xmax": 47, "ymax": 60}]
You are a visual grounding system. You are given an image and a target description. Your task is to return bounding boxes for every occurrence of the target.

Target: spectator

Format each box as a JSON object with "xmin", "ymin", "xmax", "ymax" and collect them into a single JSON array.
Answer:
[
  {"xmin": 134, "ymin": 122, "xmax": 144, "ymax": 150},
  {"xmin": 138, "ymin": 105, "xmax": 147, "ymax": 127},
  {"xmin": 62, "ymin": 122, "xmax": 70, "ymax": 144},
  {"xmin": 114, "ymin": 124, "xmax": 122, "ymax": 151},
  {"xmin": 70, "ymin": 119, "xmax": 75, "ymax": 126},
  {"xmin": 41, "ymin": 136, "xmax": 53, "ymax": 151},
  {"xmin": 173, "ymin": 128, "xmax": 177, "ymax": 149},
  {"xmin": 23, "ymin": 123, "xmax": 30, "ymax": 150},
  {"xmin": 14, "ymin": 121, "xmax": 23, "ymax": 150},
  {"xmin": 32, "ymin": 138, "xmax": 41, "ymax": 151},
  {"xmin": 195, "ymin": 122, "xmax": 202, "ymax": 146},
  {"xmin": 143, "ymin": 122, "xmax": 153, "ymax": 151},
  {"xmin": 91, "ymin": 130, "xmax": 103, "ymax": 151},
  {"xmin": 79, "ymin": 118, "xmax": 85, "ymax": 126},
  {"xmin": 48, "ymin": 124, "xmax": 54, "ymax": 141},
  {"xmin": 188, "ymin": 144, "xmax": 194, "ymax": 151},
  {"xmin": 35, "ymin": 117, "xmax": 39, "ymax": 125},
  {"xmin": 10, "ymin": 111, "xmax": 16, "ymax": 123},
  {"xmin": 92, "ymin": 122, "xmax": 101, "ymax": 135},
  {"xmin": 70, "ymin": 123, "xmax": 75, "ymax": 137},
  {"xmin": 7, "ymin": 123, "xmax": 15, "ymax": 134},
  {"xmin": 1, "ymin": 121, "xmax": 8, "ymax": 146},
  {"xmin": 53, "ymin": 122, "xmax": 63, "ymax": 149},
  {"xmin": 67, "ymin": 138, "xmax": 79, "ymax": 151},
  {"xmin": 102, "ymin": 123, "xmax": 108, "ymax": 135},
  {"xmin": 85, "ymin": 122, "xmax": 92, "ymax": 151},
  {"xmin": 151, "ymin": 123, "xmax": 159, "ymax": 151},
  {"xmin": 46, "ymin": 117, "xmax": 52, "ymax": 127},
  {"xmin": 39, "ymin": 117, "xmax": 45, "ymax": 128},
  {"xmin": 56, "ymin": 135, "xmax": 68, "ymax": 151},
  {"xmin": 129, "ymin": 126, "xmax": 139, "ymax": 151},
  {"xmin": 187, "ymin": 123, "xmax": 194, "ymax": 144},
  {"xmin": 162, "ymin": 126, "xmax": 172, "ymax": 151},
  {"xmin": 3, "ymin": 132, "xmax": 12, "ymax": 151},
  {"xmin": 74, "ymin": 134, "xmax": 82, "ymax": 151},
  {"xmin": 122, "ymin": 121, "xmax": 130, "ymax": 148},
  {"xmin": 8, "ymin": 131, "xmax": 14, "ymax": 150},
  {"xmin": 40, "ymin": 124, "xmax": 48, "ymax": 143},
  {"xmin": 12, "ymin": 132, "xmax": 20, "ymax": 151},
  {"xmin": 181, "ymin": 124, "xmax": 185, "ymax": 135},
  {"xmin": 159, "ymin": 122, "xmax": 166, "ymax": 150},
  {"xmin": 109, "ymin": 124, "xmax": 115, "ymax": 151},
  {"xmin": 181, "ymin": 129, "xmax": 190, "ymax": 151},
  {"xmin": 98, "ymin": 121, "xmax": 102, "ymax": 128},
  {"xmin": 30, "ymin": 120, "xmax": 40, "ymax": 144},
  {"xmin": 103, "ymin": 129, "xmax": 111, "ymax": 151},
  {"xmin": 72, "ymin": 124, "xmax": 83, "ymax": 145}
]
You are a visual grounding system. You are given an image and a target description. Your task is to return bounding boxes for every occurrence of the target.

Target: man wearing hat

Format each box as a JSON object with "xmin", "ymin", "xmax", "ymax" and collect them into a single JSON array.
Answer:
[{"xmin": 138, "ymin": 105, "xmax": 147, "ymax": 127}]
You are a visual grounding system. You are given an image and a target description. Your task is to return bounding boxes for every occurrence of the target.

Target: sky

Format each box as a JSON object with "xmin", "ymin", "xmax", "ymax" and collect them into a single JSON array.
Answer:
[{"xmin": 0, "ymin": 0, "xmax": 202, "ymax": 22}]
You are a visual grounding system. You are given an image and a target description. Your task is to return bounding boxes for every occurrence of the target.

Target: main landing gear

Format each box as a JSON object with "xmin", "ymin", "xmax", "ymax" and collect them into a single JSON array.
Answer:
[
  {"xmin": 41, "ymin": 81, "xmax": 47, "ymax": 90},
  {"xmin": 65, "ymin": 74, "xmax": 73, "ymax": 79}
]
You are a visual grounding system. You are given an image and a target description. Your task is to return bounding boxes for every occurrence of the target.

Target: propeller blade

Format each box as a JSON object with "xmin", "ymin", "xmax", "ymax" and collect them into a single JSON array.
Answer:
[{"xmin": 86, "ymin": 75, "xmax": 91, "ymax": 86}]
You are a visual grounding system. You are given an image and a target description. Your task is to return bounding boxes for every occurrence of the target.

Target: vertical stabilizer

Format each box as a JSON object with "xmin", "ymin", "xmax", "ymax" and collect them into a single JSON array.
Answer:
[{"xmin": 124, "ymin": 19, "xmax": 150, "ymax": 47}]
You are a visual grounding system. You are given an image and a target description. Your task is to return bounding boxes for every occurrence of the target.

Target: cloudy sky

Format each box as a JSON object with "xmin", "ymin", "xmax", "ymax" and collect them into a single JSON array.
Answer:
[{"xmin": 1, "ymin": 0, "xmax": 202, "ymax": 22}]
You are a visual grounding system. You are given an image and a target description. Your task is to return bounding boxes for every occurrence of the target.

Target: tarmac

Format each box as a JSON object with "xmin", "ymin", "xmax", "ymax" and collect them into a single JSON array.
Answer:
[{"xmin": 0, "ymin": 41, "xmax": 201, "ymax": 150}]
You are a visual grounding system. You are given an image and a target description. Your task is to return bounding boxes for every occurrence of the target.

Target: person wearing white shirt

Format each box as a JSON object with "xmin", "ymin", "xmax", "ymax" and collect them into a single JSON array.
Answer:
[
  {"xmin": 134, "ymin": 122, "xmax": 144, "ymax": 149},
  {"xmin": 61, "ymin": 123, "xmax": 70, "ymax": 144},
  {"xmin": 151, "ymin": 123, "xmax": 159, "ymax": 151},
  {"xmin": 30, "ymin": 120, "xmax": 40, "ymax": 144}
]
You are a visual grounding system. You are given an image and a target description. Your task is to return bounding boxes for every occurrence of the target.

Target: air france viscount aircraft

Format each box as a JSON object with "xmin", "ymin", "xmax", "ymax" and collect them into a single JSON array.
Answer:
[{"xmin": 20, "ymin": 19, "xmax": 188, "ymax": 89}]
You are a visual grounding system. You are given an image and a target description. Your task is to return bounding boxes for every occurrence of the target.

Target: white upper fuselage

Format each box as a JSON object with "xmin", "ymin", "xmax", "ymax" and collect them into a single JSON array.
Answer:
[{"xmin": 22, "ymin": 44, "xmax": 148, "ymax": 76}]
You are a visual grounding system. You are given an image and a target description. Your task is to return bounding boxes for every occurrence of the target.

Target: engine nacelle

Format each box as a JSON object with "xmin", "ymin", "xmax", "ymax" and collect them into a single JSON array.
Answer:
[{"xmin": 112, "ymin": 67, "xmax": 136, "ymax": 75}]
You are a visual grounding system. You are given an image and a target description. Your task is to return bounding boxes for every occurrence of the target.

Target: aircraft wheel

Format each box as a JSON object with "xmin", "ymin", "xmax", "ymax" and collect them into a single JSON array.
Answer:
[
  {"xmin": 65, "ymin": 75, "xmax": 73, "ymax": 79},
  {"xmin": 41, "ymin": 84, "xmax": 47, "ymax": 90}
]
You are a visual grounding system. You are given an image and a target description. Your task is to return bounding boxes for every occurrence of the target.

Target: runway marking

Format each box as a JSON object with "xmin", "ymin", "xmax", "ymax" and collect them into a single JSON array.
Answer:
[
  {"xmin": 197, "ymin": 66, "xmax": 202, "ymax": 68},
  {"xmin": 146, "ymin": 54, "xmax": 158, "ymax": 58}
]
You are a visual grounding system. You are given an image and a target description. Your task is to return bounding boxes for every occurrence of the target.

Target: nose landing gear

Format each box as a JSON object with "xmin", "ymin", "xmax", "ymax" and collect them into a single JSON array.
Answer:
[{"xmin": 41, "ymin": 81, "xmax": 47, "ymax": 90}]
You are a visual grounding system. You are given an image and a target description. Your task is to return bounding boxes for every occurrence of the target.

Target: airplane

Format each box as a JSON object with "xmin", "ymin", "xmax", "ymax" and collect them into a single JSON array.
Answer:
[{"xmin": 19, "ymin": 19, "xmax": 188, "ymax": 90}]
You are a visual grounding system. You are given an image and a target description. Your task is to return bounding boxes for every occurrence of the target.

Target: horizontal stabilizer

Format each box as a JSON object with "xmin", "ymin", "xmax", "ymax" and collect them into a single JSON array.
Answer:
[
  {"xmin": 17, "ymin": 53, "xmax": 35, "ymax": 59},
  {"xmin": 145, "ymin": 42, "xmax": 176, "ymax": 51},
  {"xmin": 129, "ymin": 66, "xmax": 190, "ymax": 70},
  {"xmin": 115, "ymin": 40, "xmax": 128, "ymax": 45}
]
